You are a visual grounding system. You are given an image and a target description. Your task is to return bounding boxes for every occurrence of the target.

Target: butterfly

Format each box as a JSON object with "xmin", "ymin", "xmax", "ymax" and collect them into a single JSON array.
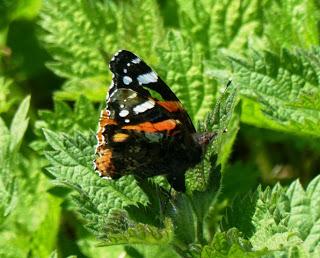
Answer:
[{"xmin": 94, "ymin": 50, "xmax": 215, "ymax": 192}]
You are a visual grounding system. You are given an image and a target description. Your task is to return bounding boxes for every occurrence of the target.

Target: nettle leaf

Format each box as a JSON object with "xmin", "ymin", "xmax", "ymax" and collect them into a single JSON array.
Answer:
[
  {"xmin": 39, "ymin": 0, "xmax": 106, "ymax": 79},
  {"xmin": 44, "ymin": 130, "xmax": 147, "ymax": 207},
  {"xmin": 231, "ymin": 48, "xmax": 320, "ymax": 137},
  {"xmin": 263, "ymin": 0, "xmax": 320, "ymax": 50},
  {"xmin": 206, "ymin": 85, "xmax": 240, "ymax": 168},
  {"xmin": 9, "ymin": 95, "xmax": 30, "ymax": 151},
  {"xmin": 43, "ymin": 129, "xmax": 180, "ymax": 244},
  {"xmin": 39, "ymin": 0, "xmax": 164, "ymax": 101},
  {"xmin": 31, "ymin": 96, "xmax": 98, "ymax": 152},
  {"xmin": 100, "ymin": 217, "xmax": 173, "ymax": 246},
  {"xmin": 157, "ymin": 31, "xmax": 217, "ymax": 121},
  {"xmin": 0, "ymin": 96, "xmax": 61, "ymax": 257},
  {"xmin": 176, "ymin": 0, "xmax": 265, "ymax": 58},
  {"xmin": 0, "ymin": 77, "xmax": 18, "ymax": 114},
  {"xmin": 201, "ymin": 228, "xmax": 267, "ymax": 258},
  {"xmin": 208, "ymin": 0, "xmax": 264, "ymax": 55},
  {"xmin": 42, "ymin": 82, "xmax": 239, "ymax": 252},
  {"xmin": 186, "ymin": 83, "xmax": 239, "ymax": 193},
  {"xmin": 125, "ymin": 245, "xmax": 179, "ymax": 258},
  {"xmin": 0, "ymin": 116, "xmax": 17, "ymax": 224},
  {"xmin": 176, "ymin": 0, "xmax": 211, "ymax": 50},
  {"xmin": 165, "ymin": 86, "xmax": 239, "ymax": 255},
  {"xmin": 0, "ymin": 96, "xmax": 30, "ymax": 225},
  {"xmin": 223, "ymin": 176, "xmax": 320, "ymax": 256}
]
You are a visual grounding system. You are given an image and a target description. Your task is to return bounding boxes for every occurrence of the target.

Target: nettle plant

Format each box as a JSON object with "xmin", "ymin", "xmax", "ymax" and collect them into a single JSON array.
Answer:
[{"xmin": 29, "ymin": 0, "xmax": 320, "ymax": 257}]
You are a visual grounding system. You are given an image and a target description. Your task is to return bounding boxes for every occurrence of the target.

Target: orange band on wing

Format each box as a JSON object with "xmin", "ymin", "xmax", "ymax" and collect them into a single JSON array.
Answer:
[
  {"xmin": 113, "ymin": 133, "xmax": 129, "ymax": 142},
  {"xmin": 99, "ymin": 110, "xmax": 117, "ymax": 127},
  {"xmin": 94, "ymin": 148, "xmax": 115, "ymax": 175},
  {"xmin": 96, "ymin": 110, "xmax": 117, "ymax": 144},
  {"xmin": 122, "ymin": 119, "xmax": 177, "ymax": 132},
  {"xmin": 157, "ymin": 101, "xmax": 182, "ymax": 112}
]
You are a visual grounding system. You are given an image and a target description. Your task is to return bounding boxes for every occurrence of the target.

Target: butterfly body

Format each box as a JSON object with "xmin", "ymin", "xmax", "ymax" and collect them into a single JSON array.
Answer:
[{"xmin": 94, "ymin": 50, "xmax": 214, "ymax": 192}]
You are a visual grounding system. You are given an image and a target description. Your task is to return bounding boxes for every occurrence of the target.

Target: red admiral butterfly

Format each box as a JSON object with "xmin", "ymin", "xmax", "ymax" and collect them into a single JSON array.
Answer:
[{"xmin": 94, "ymin": 50, "xmax": 215, "ymax": 192}]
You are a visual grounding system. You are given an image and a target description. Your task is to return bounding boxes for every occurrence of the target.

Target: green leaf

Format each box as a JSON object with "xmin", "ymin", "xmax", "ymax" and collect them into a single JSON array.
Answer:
[
  {"xmin": 0, "ymin": 100, "xmax": 60, "ymax": 257},
  {"xmin": 31, "ymin": 96, "xmax": 98, "ymax": 152},
  {"xmin": 170, "ymin": 194, "xmax": 196, "ymax": 246},
  {"xmin": 0, "ymin": 96, "xmax": 30, "ymax": 224},
  {"xmin": 44, "ymin": 129, "xmax": 147, "ymax": 206},
  {"xmin": 208, "ymin": 0, "xmax": 265, "ymax": 55},
  {"xmin": 9, "ymin": 95, "xmax": 30, "ymax": 151},
  {"xmin": 201, "ymin": 228, "xmax": 266, "ymax": 258},
  {"xmin": 48, "ymin": 250, "xmax": 58, "ymax": 258},
  {"xmin": 0, "ymin": 77, "xmax": 17, "ymax": 114},
  {"xmin": 231, "ymin": 48, "xmax": 320, "ymax": 137},
  {"xmin": 100, "ymin": 217, "xmax": 174, "ymax": 246},
  {"xmin": 263, "ymin": 0, "xmax": 320, "ymax": 51},
  {"xmin": 224, "ymin": 176, "xmax": 320, "ymax": 256},
  {"xmin": 42, "ymin": 83, "xmax": 239, "ymax": 251},
  {"xmin": 0, "ymin": 0, "xmax": 41, "ymax": 28},
  {"xmin": 176, "ymin": 0, "xmax": 265, "ymax": 57},
  {"xmin": 157, "ymin": 31, "xmax": 217, "ymax": 121},
  {"xmin": 39, "ymin": 0, "xmax": 164, "ymax": 101},
  {"xmin": 221, "ymin": 162, "xmax": 259, "ymax": 200},
  {"xmin": 185, "ymin": 83, "xmax": 239, "ymax": 194},
  {"xmin": 1, "ymin": 157, "xmax": 61, "ymax": 258},
  {"xmin": 125, "ymin": 245, "xmax": 179, "ymax": 258},
  {"xmin": 208, "ymin": 86, "xmax": 240, "ymax": 168},
  {"xmin": 43, "ymin": 129, "xmax": 163, "ymax": 242}
]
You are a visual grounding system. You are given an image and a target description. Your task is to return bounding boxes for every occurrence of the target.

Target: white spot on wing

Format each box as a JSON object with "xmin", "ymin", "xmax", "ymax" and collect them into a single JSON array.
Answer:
[
  {"xmin": 123, "ymin": 68, "xmax": 127, "ymax": 73},
  {"xmin": 115, "ymin": 50, "xmax": 122, "ymax": 56},
  {"xmin": 119, "ymin": 109, "xmax": 129, "ymax": 117},
  {"xmin": 137, "ymin": 71, "xmax": 158, "ymax": 85},
  {"xmin": 133, "ymin": 100, "xmax": 155, "ymax": 114},
  {"xmin": 127, "ymin": 63, "xmax": 131, "ymax": 67},
  {"xmin": 123, "ymin": 76, "xmax": 132, "ymax": 85},
  {"xmin": 128, "ymin": 92, "xmax": 137, "ymax": 99},
  {"xmin": 108, "ymin": 89, "xmax": 118, "ymax": 102},
  {"xmin": 132, "ymin": 57, "xmax": 141, "ymax": 64},
  {"xmin": 125, "ymin": 119, "xmax": 130, "ymax": 123},
  {"xmin": 120, "ymin": 104, "xmax": 125, "ymax": 108}
]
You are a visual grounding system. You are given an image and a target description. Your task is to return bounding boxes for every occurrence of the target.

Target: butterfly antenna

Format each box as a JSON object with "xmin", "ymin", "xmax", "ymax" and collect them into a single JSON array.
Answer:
[
  {"xmin": 226, "ymin": 78, "xmax": 232, "ymax": 88},
  {"xmin": 220, "ymin": 78, "xmax": 232, "ymax": 133}
]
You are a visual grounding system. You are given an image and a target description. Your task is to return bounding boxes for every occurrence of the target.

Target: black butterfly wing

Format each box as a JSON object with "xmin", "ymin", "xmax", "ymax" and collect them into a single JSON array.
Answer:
[
  {"xmin": 108, "ymin": 50, "xmax": 179, "ymax": 101},
  {"xmin": 95, "ymin": 50, "xmax": 205, "ymax": 192},
  {"xmin": 107, "ymin": 49, "xmax": 196, "ymax": 133}
]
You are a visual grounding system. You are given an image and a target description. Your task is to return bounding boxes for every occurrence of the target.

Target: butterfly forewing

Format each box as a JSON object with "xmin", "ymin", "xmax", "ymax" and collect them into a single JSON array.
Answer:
[{"xmin": 109, "ymin": 50, "xmax": 179, "ymax": 101}]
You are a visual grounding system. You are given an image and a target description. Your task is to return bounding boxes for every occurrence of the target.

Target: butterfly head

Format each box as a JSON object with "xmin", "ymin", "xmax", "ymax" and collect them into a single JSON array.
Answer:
[{"xmin": 192, "ymin": 132, "xmax": 216, "ymax": 152}]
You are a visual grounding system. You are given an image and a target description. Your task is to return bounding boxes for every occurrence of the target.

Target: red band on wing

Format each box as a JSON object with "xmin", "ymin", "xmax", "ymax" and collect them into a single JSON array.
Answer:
[
  {"xmin": 157, "ymin": 101, "xmax": 182, "ymax": 112},
  {"xmin": 122, "ymin": 119, "xmax": 177, "ymax": 132}
]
